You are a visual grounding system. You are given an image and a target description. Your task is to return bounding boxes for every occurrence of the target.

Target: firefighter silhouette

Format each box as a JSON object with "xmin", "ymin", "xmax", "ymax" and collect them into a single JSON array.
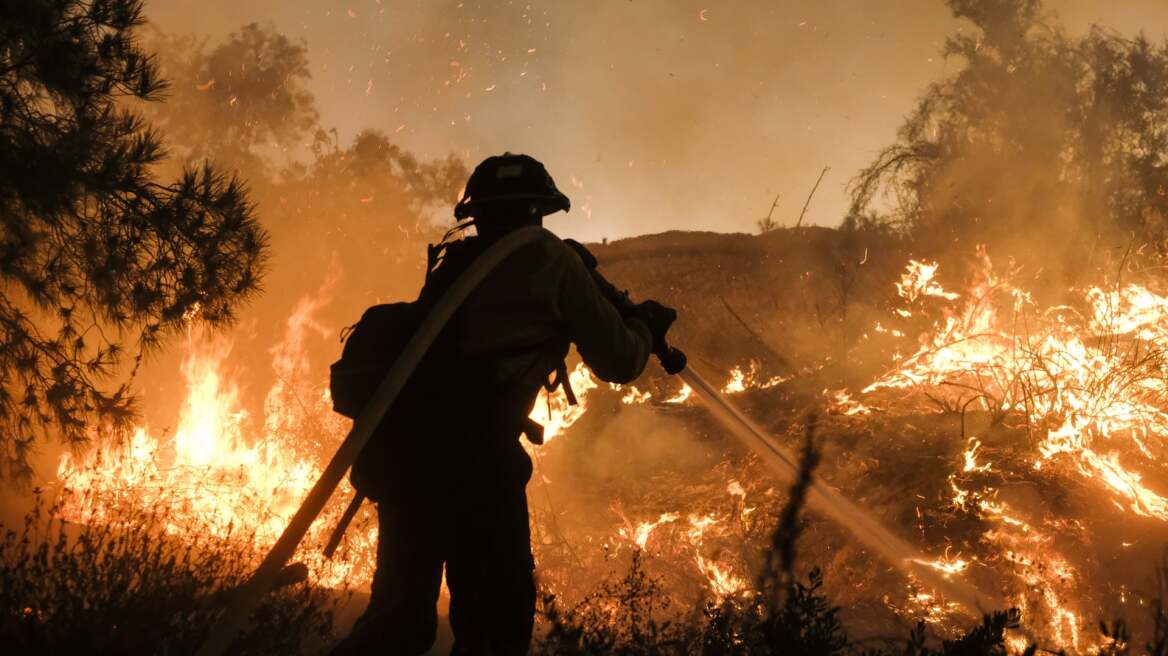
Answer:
[{"xmin": 332, "ymin": 153, "xmax": 676, "ymax": 655}]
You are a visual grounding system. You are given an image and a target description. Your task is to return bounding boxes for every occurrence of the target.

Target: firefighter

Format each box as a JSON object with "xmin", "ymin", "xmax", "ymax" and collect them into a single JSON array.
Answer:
[{"xmin": 332, "ymin": 153, "xmax": 676, "ymax": 655}]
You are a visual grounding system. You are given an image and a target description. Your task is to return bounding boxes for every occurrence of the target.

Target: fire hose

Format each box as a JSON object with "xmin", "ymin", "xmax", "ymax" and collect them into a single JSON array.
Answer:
[
  {"xmin": 197, "ymin": 226, "xmax": 997, "ymax": 655},
  {"xmin": 677, "ymin": 366, "xmax": 999, "ymax": 612}
]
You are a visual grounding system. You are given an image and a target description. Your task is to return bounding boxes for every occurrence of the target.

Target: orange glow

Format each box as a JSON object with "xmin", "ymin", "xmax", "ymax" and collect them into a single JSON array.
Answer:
[
  {"xmin": 530, "ymin": 362, "xmax": 598, "ymax": 444},
  {"xmin": 57, "ymin": 294, "xmax": 376, "ymax": 589},
  {"xmin": 830, "ymin": 248, "xmax": 1168, "ymax": 648}
]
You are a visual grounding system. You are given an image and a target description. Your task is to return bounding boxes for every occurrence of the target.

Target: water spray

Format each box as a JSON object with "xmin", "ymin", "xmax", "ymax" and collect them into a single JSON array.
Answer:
[
  {"xmin": 641, "ymin": 315, "xmax": 998, "ymax": 613},
  {"xmin": 676, "ymin": 364, "xmax": 1001, "ymax": 613}
]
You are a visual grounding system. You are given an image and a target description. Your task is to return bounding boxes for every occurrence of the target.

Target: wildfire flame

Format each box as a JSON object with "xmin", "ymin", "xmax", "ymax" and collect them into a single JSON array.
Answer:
[
  {"xmin": 832, "ymin": 247, "xmax": 1168, "ymax": 648},
  {"xmin": 665, "ymin": 383, "xmax": 693, "ymax": 404},
  {"xmin": 57, "ymin": 297, "xmax": 375, "ymax": 588},
  {"xmin": 856, "ymin": 249, "xmax": 1168, "ymax": 518}
]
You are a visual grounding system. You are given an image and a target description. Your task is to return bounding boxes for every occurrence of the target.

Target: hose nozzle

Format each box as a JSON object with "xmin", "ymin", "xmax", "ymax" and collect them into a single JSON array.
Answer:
[{"xmin": 656, "ymin": 342, "xmax": 687, "ymax": 375}]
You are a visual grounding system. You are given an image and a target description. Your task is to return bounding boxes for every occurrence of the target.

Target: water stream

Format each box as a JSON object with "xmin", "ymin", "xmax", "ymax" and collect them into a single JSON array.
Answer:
[{"xmin": 679, "ymin": 366, "xmax": 1001, "ymax": 615}]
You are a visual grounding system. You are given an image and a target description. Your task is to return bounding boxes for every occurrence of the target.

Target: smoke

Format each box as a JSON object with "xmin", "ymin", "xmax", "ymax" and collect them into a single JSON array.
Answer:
[
  {"xmin": 575, "ymin": 406, "xmax": 717, "ymax": 482},
  {"xmin": 846, "ymin": 2, "xmax": 1168, "ymax": 298},
  {"xmin": 142, "ymin": 0, "xmax": 972, "ymax": 242}
]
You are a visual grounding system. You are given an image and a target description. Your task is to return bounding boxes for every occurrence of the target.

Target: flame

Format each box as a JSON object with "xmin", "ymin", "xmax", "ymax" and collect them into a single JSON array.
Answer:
[
  {"xmin": 721, "ymin": 361, "xmax": 785, "ymax": 395},
  {"xmin": 619, "ymin": 385, "xmax": 652, "ymax": 405},
  {"xmin": 619, "ymin": 511, "xmax": 679, "ymax": 549},
  {"xmin": 665, "ymin": 383, "xmax": 693, "ymax": 404},
  {"xmin": 695, "ymin": 553, "xmax": 746, "ymax": 598},
  {"xmin": 916, "ymin": 549, "xmax": 970, "ymax": 576},
  {"xmin": 895, "ymin": 259, "xmax": 960, "ymax": 303},
  {"xmin": 57, "ymin": 287, "xmax": 375, "ymax": 588},
  {"xmin": 687, "ymin": 513, "xmax": 746, "ymax": 598},
  {"xmin": 530, "ymin": 362, "xmax": 598, "ymax": 444},
  {"xmin": 612, "ymin": 489, "xmax": 750, "ymax": 599},
  {"xmin": 828, "ymin": 389, "xmax": 872, "ymax": 416},
  {"xmin": 65, "ymin": 241, "xmax": 1158, "ymax": 644},
  {"xmin": 962, "ymin": 437, "xmax": 992, "ymax": 473},
  {"xmin": 723, "ymin": 366, "xmax": 751, "ymax": 394},
  {"xmin": 839, "ymin": 247, "xmax": 1168, "ymax": 647},
  {"xmin": 859, "ymin": 250, "xmax": 1168, "ymax": 517}
]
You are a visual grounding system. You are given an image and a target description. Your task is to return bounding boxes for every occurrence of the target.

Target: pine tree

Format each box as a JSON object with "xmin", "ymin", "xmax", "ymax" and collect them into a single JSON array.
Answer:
[{"xmin": 0, "ymin": 0, "xmax": 269, "ymax": 481}]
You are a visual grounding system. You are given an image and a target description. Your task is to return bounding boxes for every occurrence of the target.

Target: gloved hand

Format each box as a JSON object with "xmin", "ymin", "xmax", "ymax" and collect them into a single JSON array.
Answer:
[{"xmin": 632, "ymin": 299, "xmax": 677, "ymax": 353}]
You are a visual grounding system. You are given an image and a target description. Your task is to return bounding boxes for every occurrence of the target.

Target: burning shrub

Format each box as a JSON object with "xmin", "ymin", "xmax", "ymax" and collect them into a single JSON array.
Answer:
[
  {"xmin": 539, "ymin": 551, "xmax": 691, "ymax": 655},
  {"xmin": 538, "ymin": 547, "xmax": 1034, "ymax": 655},
  {"xmin": 0, "ymin": 490, "xmax": 338, "ymax": 655},
  {"xmin": 533, "ymin": 421, "xmax": 1029, "ymax": 655},
  {"xmin": 860, "ymin": 249, "xmax": 1168, "ymax": 520}
]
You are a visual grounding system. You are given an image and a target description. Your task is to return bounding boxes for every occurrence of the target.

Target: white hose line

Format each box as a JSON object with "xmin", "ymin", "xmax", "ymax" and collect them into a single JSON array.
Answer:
[
  {"xmin": 195, "ymin": 226, "xmax": 550, "ymax": 656},
  {"xmin": 679, "ymin": 367, "xmax": 1003, "ymax": 615}
]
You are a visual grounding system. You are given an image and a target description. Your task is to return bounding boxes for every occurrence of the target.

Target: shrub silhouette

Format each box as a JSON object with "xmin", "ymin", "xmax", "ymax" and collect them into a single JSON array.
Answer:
[{"xmin": 0, "ymin": 490, "xmax": 336, "ymax": 655}]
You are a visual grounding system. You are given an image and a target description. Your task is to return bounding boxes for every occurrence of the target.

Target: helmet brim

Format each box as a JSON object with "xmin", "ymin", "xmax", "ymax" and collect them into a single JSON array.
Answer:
[{"xmin": 454, "ymin": 191, "xmax": 570, "ymax": 220}]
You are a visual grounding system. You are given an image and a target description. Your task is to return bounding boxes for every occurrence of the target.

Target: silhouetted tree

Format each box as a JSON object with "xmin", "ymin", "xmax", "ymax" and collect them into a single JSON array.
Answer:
[
  {"xmin": 0, "ymin": 0, "xmax": 269, "ymax": 481},
  {"xmin": 143, "ymin": 22, "xmax": 319, "ymax": 175},
  {"xmin": 144, "ymin": 23, "xmax": 466, "ymax": 301},
  {"xmin": 271, "ymin": 129, "xmax": 467, "ymax": 301},
  {"xmin": 849, "ymin": 0, "xmax": 1168, "ymax": 261}
]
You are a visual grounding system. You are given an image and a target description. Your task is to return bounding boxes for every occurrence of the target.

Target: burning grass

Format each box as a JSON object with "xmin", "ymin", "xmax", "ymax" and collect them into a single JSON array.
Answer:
[
  {"xmin": 0, "ymin": 489, "xmax": 338, "ymax": 655},
  {"xmin": 841, "ymin": 248, "xmax": 1168, "ymax": 645},
  {"xmin": 533, "ymin": 424, "xmax": 1034, "ymax": 655},
  {"xmin": 54, "ymin": 331, "xmax": 379, "ymax": 591}
]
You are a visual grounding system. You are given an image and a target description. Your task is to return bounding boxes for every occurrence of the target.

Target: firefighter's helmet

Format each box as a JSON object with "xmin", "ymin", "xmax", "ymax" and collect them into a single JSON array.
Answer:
[{"xmin": 453, "ymin": 153, "xmax": 571, "ymax": 220}]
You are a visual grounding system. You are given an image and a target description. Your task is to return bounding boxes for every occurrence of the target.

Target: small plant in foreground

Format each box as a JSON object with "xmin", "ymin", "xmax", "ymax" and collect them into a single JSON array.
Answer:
[
  {"xmin": 536, "ymin": 418, "xmax": 1038, "ymax": 655},
  {"xmin": 0, "ymin": 490, "xmax": 336, "ymax": 655},
  {"xmin": 539, "ymin": 549, "xmax": 689, "ymax": 655}
]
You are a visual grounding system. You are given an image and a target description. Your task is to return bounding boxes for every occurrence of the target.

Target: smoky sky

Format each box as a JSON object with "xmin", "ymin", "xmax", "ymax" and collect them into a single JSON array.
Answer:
[{"xmin": 146, "ymin": 0, "xmax": 1168, "ymax": 243}]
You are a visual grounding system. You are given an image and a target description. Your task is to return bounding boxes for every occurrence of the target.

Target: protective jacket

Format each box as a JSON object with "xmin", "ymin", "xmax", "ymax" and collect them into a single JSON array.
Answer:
[{"xmin": 436, "ymin": 229, "xmax": 652, "ymax": 404}]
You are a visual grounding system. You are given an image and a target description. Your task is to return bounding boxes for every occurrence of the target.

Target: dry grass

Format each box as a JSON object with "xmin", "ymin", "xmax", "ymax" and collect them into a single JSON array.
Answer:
[{"xmin": 0, "ymin": 488, "xmax": 338, "ymax": 655}]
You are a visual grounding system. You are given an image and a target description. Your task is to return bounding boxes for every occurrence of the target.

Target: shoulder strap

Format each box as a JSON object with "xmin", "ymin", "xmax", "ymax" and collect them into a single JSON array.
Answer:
[
  {"xmin": 422, "ymin": 236, "xmax": 492, "ymax": 300},
  {"xmin": 524, "ymin": 360, "xmax": 576, "ymax": 447},
  {"xmin": 547, "ymin": 361, "xmax": 578, "ymax": 406}
]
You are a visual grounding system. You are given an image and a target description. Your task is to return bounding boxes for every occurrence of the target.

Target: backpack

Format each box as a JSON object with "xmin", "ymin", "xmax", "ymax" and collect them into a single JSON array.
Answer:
[
  {"xmin": 329, "ymin": 236, "xmax": 483, "ymax": 422},
  {"xmin": 328, "ymin": 302, "xmax": 426, "ymax": 420},
  {"xmin": 328, "ymin": 236, "xmax": 486, "ymax": 501}
]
